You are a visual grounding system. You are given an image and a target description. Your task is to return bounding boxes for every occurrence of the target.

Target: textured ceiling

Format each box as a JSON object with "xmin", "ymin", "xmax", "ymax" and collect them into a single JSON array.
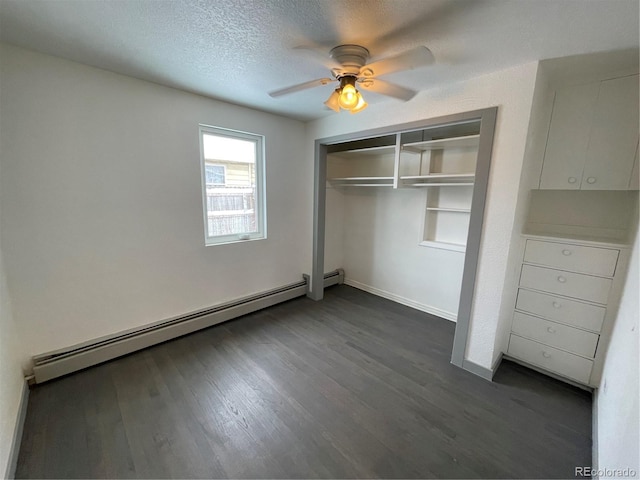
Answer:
[{"xmin": 0, "ymin": 0, "xmax": 638, "ymax": 121}]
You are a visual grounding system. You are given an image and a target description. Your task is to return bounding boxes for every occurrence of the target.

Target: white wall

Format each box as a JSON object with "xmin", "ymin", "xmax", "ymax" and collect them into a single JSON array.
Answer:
[
  {"xmin": 329, "ymin": 187, "xmax": 465, "ymax": 319},
  {"xmin": 0, "ymin": 96, "xmax": 27, "ymax": 475},
  {"xmin": 596, "ymin": 227, "xmax": 639, "ymax": 477},
  {"xmin": 324, "ymin": 145, "xmax": 475, "ymax": 320},
  {"xmin": 0, "ymin": 44, "xmax": 310, "ymax": 363},
  {"xmin": 0, "ymin": 248, "xmax": 24, "ymax": 478},
  {"xmin": 490, "ymin": 62, "xmax": 555, "ymax": 364},
  {"xmin": 307, "ymin": 62, "xmax": 538, "ymax": 369}
]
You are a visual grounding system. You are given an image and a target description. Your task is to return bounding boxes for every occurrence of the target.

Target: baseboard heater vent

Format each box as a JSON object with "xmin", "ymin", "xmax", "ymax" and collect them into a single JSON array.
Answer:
[{"xmin": 32, "ymin": 269, "xmax": 344, "ymax": 384}]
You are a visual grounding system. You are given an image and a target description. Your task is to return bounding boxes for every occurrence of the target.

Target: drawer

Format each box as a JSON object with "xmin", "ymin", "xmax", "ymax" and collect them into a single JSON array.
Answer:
[
  {"xmin": 508, "ymin": 334, "xmax": 593, "ymax": 384},
  {"xmin": 511, "ymin": 312, "xmax": 599, "ymax": 358},
  {"xmin": 520, "ymin": 264, "xmax": 612, "ymax": 304},
  {"xmin": 524, "ymin": 240, "xmax": 618, "ymax": 277},
  {"xmin": 516, "ymin": 289, "xmax": 605, "ymax": 332}
]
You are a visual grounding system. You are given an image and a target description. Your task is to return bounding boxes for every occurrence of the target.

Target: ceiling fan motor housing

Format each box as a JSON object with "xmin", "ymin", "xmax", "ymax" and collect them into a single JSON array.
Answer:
[{"xmin": 330, "ymin": 44, "xmax": 370, "ymax": 77}]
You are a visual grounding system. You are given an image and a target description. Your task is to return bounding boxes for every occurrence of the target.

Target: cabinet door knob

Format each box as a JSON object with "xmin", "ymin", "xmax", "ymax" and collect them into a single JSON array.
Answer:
[
  {"xmin": 547, "ymin": 326, "xmax": 556, "ymax": 334},
  {"xmin": 562, "ymin": 249, "xmax": 572, "ymax": 256},
  {"xmin": 542, "ymin": 351, "xmax": 552, "ymax": 359},
  {"xmin": 552, "ymin": 301, "xmax": 562, "ymax": 309},
  {"xmin": 586, "ymin": 177, "xmax": 597, "ymax": 184},
  {"xmin": 568, "ymin": 177, "xmax": 577, "ymax": 184},
  {"xmin": 557, "ymin": 276, "xmax": 567, "ymax": 283}
]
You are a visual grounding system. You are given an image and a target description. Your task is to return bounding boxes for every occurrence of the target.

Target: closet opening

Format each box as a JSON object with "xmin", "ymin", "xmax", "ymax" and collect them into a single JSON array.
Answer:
[{"xmin": 310, "ymin": 108, "xmax": 497, "ymax": 369}]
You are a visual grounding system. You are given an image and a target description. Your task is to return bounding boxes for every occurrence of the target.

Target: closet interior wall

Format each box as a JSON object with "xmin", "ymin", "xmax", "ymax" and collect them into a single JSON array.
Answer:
[{"xmin": 324, "ymin": 123, "xmax": 481, "ymax": 321}]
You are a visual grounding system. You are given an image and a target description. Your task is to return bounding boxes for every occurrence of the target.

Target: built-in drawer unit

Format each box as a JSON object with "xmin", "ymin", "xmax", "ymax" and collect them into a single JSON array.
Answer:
[
  {"xmin": 509, "ymin": 235, "xmax": 625, "ymax": 387},
  {"xmin": 515, "ymin": 289, "xmax": 606, "ymax": 332},
  {"xmin": 520, "ymin": 264, "xmax": 612, "ymax": 304},
  {"xmin": 508, "ymin": 334, "xmax": 593, "ymax": 384},
  {"xmin": 524, "ymin": 240, "xmax": 619, "ymax": 276},
  {"xmin": 511, "ymin": 312, "xmax": 599, "ymax": 358}
]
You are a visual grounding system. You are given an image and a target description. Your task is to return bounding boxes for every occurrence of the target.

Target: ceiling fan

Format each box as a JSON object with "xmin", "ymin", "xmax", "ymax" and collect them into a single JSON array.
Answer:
[{"xmin": 268, "ymin": 44, "xmax": 435, "ymax": 114}]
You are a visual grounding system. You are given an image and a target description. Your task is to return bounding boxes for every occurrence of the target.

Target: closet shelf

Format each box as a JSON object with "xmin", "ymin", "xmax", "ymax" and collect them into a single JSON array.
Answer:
[
  {"xmin": 402, "ymin": 173, "xmax": 475, "ymax": 181},
  {"xmin": 331, "ymin": 184, "xmax": 393, "ymax": 187},
  {"xmin": 402, "ymin": 134, "xmax": 480, "ymax": 151},
  {"xmin": 327, "ymin": 177, "xmax": 393, "ymax": 187},
  {"xmin": 406, "ymin": 182, "xmax": 474, "ymax": 187},
  {"xmin": 329, "ymin": 176, "xmax": 394, "ymax": 181},
  {"xmin": 402, "ymin": 173, "xmax": 475, "ymax": 187},
  {"xmin": 328, "ymin": 176, "xmax": 394, "ymax": 187},
  {"xmin": 331, "ymin": 145, "xmax": 396, "ymax": 158},
  {"xmin": 418, "ymin": 240, "xmax": 466, "ymax": 253},
  {"xmin": 426, "ymin": 207, "xmax": 471, "ymax": 213}
]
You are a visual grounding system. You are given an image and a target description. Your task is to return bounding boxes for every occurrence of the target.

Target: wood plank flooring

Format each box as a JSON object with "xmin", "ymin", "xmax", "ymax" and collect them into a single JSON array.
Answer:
[{"xmin": 16, "ymin": 285, "xmax": 592, "ymax": 478}]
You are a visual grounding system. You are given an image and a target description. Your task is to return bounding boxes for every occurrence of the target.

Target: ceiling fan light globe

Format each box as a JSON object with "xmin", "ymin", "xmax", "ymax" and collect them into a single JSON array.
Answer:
[
  {"xmin": 324, "ymin": 89, "xmax": 341, "ymax": 112},
  {"xmin": 350, "ymin": 92, "xmax": 368, "ymax": 114},
  {"xmin": 338, "ymin": 84, "xmax": 358, "ymax": 109}
]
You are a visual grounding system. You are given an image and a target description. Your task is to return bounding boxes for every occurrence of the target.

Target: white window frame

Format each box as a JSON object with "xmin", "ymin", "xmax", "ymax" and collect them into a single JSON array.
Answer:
[{"xmin": 199, "ymin": 125, "xmax": 266, "ymax": 246}]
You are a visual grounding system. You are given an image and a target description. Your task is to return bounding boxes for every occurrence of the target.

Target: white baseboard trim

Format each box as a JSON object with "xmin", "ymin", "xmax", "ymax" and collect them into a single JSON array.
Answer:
[
  {"xmin": 503, "ymin": 355, "xmax": 594, "ymax": 391},
  {"xmin": 492, "ymin": 352, "xmax": 504, "ymax": 374},
  {"xmin": 5, "ymin": 380, "xmax": 29, "ymax": 479},
  {"xmin": 462, "ymin": 359, "xmax": 492, "ymax": 381},
  {"xmin": 461, "ymin": 354, "xmax": 503, "ymax": 382},
  {"xmin": 32, "ymin": 273, "xmax": 342, "ymax": 383},
  {"xmin": 344, "ymin": 279, "xmax": 457, "ymax": 322}
]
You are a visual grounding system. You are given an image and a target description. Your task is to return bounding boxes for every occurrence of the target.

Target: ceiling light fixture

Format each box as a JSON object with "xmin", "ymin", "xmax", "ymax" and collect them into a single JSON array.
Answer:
[
  {"xmin": 324, "ymin": 88, "xmax": 341, "ymax": 113},
  {"xmin": 324, "ymin": 75, "xmax": 368, "ymax": 114}
]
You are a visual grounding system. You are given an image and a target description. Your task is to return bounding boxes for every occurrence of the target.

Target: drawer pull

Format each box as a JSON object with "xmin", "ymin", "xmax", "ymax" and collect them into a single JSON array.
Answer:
[
  {"xmin": 557, "ymin": 276, "xmax": 567, "ymax": 283},
  {"xmin": 542, "ymin": 351, "xmax": 552, "ymax": 359},
  {"xmin": 586, "ymin": 177, "xmax": 597, "ymax": 184},
  {"xmin": 562, "ymin": 249, "xmax": 572, "ymax": 256},
  {"xmin": 552, "ymin": 301, "xmax": 562, "ymax": 309},
  {"xmin": 568, "ymin": 177, "xmax": 577, "ymax": 184},
  {"xmin": 547, "ymin": 326, "xmax": 556, "ymax": 334}
]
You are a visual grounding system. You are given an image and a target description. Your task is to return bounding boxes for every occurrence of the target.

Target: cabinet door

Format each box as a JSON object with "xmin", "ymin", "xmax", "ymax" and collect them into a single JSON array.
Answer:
[
  {"xmin": 582, "ymin": 74, "xmax": 640, "ymax": 190},
  {"xmin": 539, "ymin": 82, "xmax": 600, "ymax": 189}
]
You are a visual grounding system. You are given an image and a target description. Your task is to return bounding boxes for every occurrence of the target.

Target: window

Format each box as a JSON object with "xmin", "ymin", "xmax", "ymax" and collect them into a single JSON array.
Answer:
[
  {"xmin": 199, "ymin": 125, "xmax": 266, "ymax": 245},
  {"xmin": 205, "ymin": 164, "xmax": 226, "ymax": 186}
]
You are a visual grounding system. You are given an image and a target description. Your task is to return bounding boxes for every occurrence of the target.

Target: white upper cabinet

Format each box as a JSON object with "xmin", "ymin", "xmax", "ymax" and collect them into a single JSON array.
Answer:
[
  {"xmin": 540, "ymin": 82, "xmax": 600, "ymax": 190},
  {"xmin": 582, "ymin": 75, "xmax": 640, "ymax": 190},
  {"xmin": 540, "ymin": 74, "xmax": 639, "ymax": 190}
]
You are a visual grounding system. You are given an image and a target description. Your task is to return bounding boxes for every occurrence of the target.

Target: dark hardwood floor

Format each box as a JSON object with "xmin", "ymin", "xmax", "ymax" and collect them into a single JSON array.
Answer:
[{"xmin": 16, "ymin": 285, "xmax": 592, "ymax": 479}]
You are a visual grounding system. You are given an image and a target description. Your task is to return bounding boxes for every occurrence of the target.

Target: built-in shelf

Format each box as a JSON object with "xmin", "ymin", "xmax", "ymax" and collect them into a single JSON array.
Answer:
[
  {"xmin": 522, "ymin": 230, "xmax": 631, "ymax": 248},
  {"xmin": 418, "ymin": 240, "xmax": 466, "ymax": 252},
  {"xmin": 329, "ymin": 176, "xmax": 394, "ymax": 181},
  {"xmin": 409, "ymin": 182, "xmax": 475, "ymax": 187},
  {"xmin": 330, "ymin": 184, "xmax": 393, "ymax": 187},
  {"xmin": 327, "ymin": 127, "xmax": 480, "ymax": 254},
  {"xmin": 426, "ymin": 207, "xmax": 471, "ymax": 213},
  {"xmin": 403, "ymin": 134, "xmax": 480, "ymax": 152},
  {"xmin": 328, "ymin": 176, "xmax": 394, "ymax": 187},
  {"xmin": 401, "ymin": 173, "xmax": 475, "ymax": 186},
  {"xmin": 332, "ymin": 145, "xmax": 396, "ymax": 158},
  {"xmin": 402, "ymin": 174, "xmax": 476, "ymax": 180}
]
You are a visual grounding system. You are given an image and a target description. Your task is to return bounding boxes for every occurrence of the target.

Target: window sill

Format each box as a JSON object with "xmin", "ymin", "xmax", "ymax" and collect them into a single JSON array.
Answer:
[{"xmin": 205, "ymin": 236, "xmax": 266, "ymax": 247}]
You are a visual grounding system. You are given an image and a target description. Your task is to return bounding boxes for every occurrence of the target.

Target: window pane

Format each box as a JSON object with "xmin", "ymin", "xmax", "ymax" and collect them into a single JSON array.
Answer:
[
  {"xmin": 200, "ymin": 127, "xmax": 264, "ymax": 243},
  {"xmin": 205, "ymin": 165, "xmax": 225, "ymax": 186}
]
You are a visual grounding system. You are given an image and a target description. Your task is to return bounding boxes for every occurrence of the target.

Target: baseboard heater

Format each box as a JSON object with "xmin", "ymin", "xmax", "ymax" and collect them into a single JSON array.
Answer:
[{"xmin": 32, "ymin": 269, "xmax": 344, "ymax": 384}]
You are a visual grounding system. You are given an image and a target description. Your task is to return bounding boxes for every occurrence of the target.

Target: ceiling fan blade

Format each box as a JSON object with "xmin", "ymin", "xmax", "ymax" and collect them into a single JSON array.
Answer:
[
  {"xmin": 361, "ymin": 46, "xmax": 434, "ymax": 78},
  {"xmin": 268, "ymin": 78, "xmax": 335, "ymax": 98},
  {"xmin": 358, "ymin": 79, "xmax": 417, "ymax": 101},
  {"xmin": 293, "ymin": 45, "xmax": 343, "ymax": 71},
  {"xmin": 368, "ymin": 1, "xmax": 482, "ymax": 53}
]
